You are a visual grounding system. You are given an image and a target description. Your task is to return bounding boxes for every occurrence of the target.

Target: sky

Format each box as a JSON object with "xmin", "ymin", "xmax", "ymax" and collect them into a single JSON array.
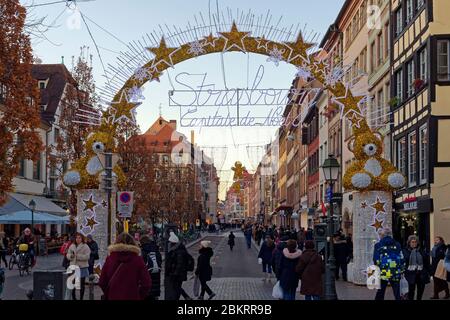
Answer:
[{"xmin": 25, "ymin": 0, "xmax": 345, "ymax": 199}]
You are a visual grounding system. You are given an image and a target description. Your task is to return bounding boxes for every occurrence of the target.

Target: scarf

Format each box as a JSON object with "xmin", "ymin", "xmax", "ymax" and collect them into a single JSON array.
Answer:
[{"xmin": 408, "ymin": 248, "xmax": 423, "ymax": 271}]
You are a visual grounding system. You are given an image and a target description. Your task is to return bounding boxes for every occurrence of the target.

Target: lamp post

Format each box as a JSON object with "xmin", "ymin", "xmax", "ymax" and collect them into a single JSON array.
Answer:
[
  {"xmin": 29, "ymin": 199, "xmax": 36, "ymax": 233},
  {"xmin": 321, "ymin": 154, "xmax": 340, "ymax": 300}
]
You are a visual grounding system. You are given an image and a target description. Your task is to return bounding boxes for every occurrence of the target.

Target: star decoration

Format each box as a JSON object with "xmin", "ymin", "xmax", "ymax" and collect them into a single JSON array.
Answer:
[
  {"xmin": 218, "ymin": 22, "xmax": 251, "ymax": 52},
  {"xmin": 147, "ymin": 37, "xmax": 178, "ymax": 68},
  {"xmin": 101, "ymin": 200, "xmax": 107, "ymax": 208},
  {"xmin": 346, "ymin": 110, "xmax": 365, "ymax": 128},
  {"xmin": 370, "ymin": 197, "xmax": 386, "ymax": 215},
  {"xmin": 370, "ymin": 218, "xmax": 384, "ymax": 232},
  {"xmin": 406, "ymin": 219, "xmax": 415, "ymax": 227},
  {"xmin": 255, "ymin": 35, "xmax": 271, "ymax": 51},
  {"xmin": 83, "ymin": 194, "xmax": 97, "ymax": 212},
  {"xmin": 85, "ymin": 215, "xmax": 99, "ymax": 230},
  {"xmin": 149, "ymin": 69, "xmax": 162, "ymax": 82},
  {"xmin": 285, "ymin": 32, "xmax": 315, "ymax": 65},
  {"xmin": 360, "ymin": 201, "xmax": 368, "ymax": 209},
  {"xmin": 109, "ymin": 90, "xmax": 141, "ymax": 124},
  {"xmin": 202, "ymin": 33, "xmax": 219, "ymax": 48}
]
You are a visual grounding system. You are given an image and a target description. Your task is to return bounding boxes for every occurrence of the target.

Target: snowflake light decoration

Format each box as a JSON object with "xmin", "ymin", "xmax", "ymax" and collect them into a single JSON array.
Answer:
[
  {"xmin": 127, "ymin": 86, "xmax": 145, "ymax": 102},
  {"xmin": 132, "ymin": 67, "xmax": 151, "ymax": 82},
  {"xmin": 267, "ymin": 46, "xmax": 285, "ymax": 66},
  {"xmin": 324, "ymin": 66, "xmax": 346, "ymax": 88},
  {"xmin": 296, "ymin": 64, "xmax": 311, "ymax": 81},
  {"xmin": 188, "ymin": 40, "xmax": 206, "ymax": 56}
]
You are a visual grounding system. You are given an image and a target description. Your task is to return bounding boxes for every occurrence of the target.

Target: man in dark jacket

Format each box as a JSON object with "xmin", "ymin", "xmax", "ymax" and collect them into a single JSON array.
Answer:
[
  {"xmin": 141, "ymin": 235, "xmax": 162, "ymax": 300},
  {"xmin": 333, "ymin": 234, "xmax": 350, "ymax": 281},
  {"xmin": 271, "ymin": 236, "xmax": 289, "ymax": 280},
  {"xmin": 195, "ymin": 241, "xmax": 215, "ymax": 300},
  {"xmin": 86, "ymin": 235, "xmax": 99, "ymax": 276},
  {"xmin": 164, "ymin": 232, "xmax": 191, "ymax": 300},
  {"xmin": 244, "ymin": 227, "xmax": 252, "ymax": 249},
  {"xmin": 258, "ymin": 236, "xmax": 275, "ymax": 281}
]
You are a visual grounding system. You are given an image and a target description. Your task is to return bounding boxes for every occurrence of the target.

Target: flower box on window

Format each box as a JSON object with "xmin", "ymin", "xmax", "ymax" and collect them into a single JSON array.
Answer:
[{"xmin": 413, "ymin": 78, "xmax": 425, "ymax": 92}]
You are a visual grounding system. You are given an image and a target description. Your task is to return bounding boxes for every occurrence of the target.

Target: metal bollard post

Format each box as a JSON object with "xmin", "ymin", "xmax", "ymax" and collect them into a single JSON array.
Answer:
[{"xmin": 88, "ymin": 275, "xmax": 95, "ymax": 300}]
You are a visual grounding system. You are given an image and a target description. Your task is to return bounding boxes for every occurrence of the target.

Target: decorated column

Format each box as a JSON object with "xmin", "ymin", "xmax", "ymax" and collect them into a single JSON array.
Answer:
[{"xmin": 351, "ymin": 191, "xmax": 392, "ymax": 285}]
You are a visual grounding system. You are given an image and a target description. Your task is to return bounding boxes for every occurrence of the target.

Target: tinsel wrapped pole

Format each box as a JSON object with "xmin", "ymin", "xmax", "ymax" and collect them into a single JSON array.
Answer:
[{"xmin": 352, "ymin": 191, "xmax": 392, "ymax": 285}]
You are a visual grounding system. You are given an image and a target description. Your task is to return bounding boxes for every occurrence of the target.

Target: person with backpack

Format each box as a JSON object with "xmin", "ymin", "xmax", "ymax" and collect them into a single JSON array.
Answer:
[
  {"xmin": 140, "ymin": 235, "xmax": 162, "ymax": 300},
  {"xmin": 195, "ymin": 240, "xmax": 216, "ymax": 300},
  {"xmin": 373, "ymin": 228, "xmax": 405, "ymax": 300},
  {"xmin": 164, "ymin": 232, "xmax": 194, "ymax": 300},
  {"xmin": 99, "ymin": 233, "xmax": 151, "ymax": 300},
  {"xmin": 228, "ymin": 232, "xmax": 235, "ymax": 251}
]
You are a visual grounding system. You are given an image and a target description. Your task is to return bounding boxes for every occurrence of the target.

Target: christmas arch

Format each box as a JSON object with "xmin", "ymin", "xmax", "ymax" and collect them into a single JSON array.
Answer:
[{"xmin": 63, "ymin": 20, "xmax": 406, "ymax": 284}]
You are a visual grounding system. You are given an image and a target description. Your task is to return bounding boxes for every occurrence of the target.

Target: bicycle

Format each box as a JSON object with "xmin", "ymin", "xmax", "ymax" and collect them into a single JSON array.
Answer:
[
  {"xmin": 17, "ymin": 244, "xmax": 31, "ymax": 277},
  {"xmin": 8, "ymin": 247, "xmax": 19, "ymax": 270}
]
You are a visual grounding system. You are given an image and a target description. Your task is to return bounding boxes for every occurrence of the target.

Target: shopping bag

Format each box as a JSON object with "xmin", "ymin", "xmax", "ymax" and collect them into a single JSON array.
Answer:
[
  {"xmin": 400, "ymin": 276, "xmax": 409, "ymax": 296},
  {"xmin": 193, "ymin": 275, "xmax": 200, "ymax": 297},
  {"xmin": 258, "ymin": 258, "xmax": 262, "ymax": 265},
  {"xmin": 366, "ymin": 265, "xmax": 381, "ymax": 290},
  {"xmin": 272, "ymin": 281, "xmax": 283, "ymax": 299},
  {"xmin": 434, "ymin": 260, "xmax": 447, "ymax": 280}
]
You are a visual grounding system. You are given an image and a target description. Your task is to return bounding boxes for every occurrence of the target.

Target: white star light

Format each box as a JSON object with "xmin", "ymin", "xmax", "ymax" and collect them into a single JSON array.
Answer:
[
  {"xmin": 296, "ymin": 65, "xmax": 311, "ymax": 81},
  {"xmin": 127, "ymin": 86, "xmax": 145, "ymax": 102},
  {"xmin": 187, "ymin": 40, "xmax": 206, "ymax": 56},
  {"xmin": 132, "ymin": 67, "xmax": 151, "ymax": 82},
  {"xmin": 267, "ymin": 46, "xmax": 285, "ymax": 67},
  {"xmin": 324, "ymin": 66, "xmax": 346, "ymax": 87}
]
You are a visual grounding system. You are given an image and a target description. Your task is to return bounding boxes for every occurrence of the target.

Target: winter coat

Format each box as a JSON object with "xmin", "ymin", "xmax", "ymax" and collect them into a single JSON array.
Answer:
[
  {"xmin": 66, "ymin": 243, "xmax": 91, "ymax": 269},
  {"xmin": 244, "ymin": 228, "xmax": 252, "ymax": 239},
  {"xmin": 195, "ymin": 247, "xmax": 214, "ymax": 282},
  {"xmin": 99, "ymin": 243, "xmax": 151, "ymax": 300},
  {"xmin": 296, "ymin": 249, "xmax": 325, "ymax": 296},
  {"xmin": 87, "ymin": 240, "xmax": 99, "ymax": 262},
  {"xmin": 141, "ymin": 241, "xmax": 162, "ymax": 298},
  {"xmin": 278, "ymin": 248, "xmax": 302, "ymax": 291},
  {"xmin": 334, "ymin": 239, "xmax": 350, "ymax": 264},
  {"xmin": 373, "ymin": 236, "xmax": 404, "ymax": 281},
  {"xmin": 272, "ymin": 242, "xmax": 287, "ymax": 279},
  {"xmin": 258, "ymin": 241, "xmax": 275, "ymax": 264},
  {"xmin": 403, "ymin": 247, "xmax": 431, "ymax": 285},
  {"xmin": 431, "ymin": 243, "xmax": 447, "ymax": 275},
  {"xmin": 165, "ymin": 243, "xmax": 189, "ymax": 282},
  {"xmin": 228, "ymin": 234, "xmax": 235, "ymax": 246}
]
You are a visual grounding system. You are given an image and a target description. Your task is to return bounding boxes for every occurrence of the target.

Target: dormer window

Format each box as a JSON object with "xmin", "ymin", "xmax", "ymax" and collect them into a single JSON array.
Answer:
[
  {"xmin": 38, "ymin": 80, "xmax": 47, "ymax": 89},
  {"xmin": 40, "ymin": 105, "xmax": 47, "ymax": 112}
]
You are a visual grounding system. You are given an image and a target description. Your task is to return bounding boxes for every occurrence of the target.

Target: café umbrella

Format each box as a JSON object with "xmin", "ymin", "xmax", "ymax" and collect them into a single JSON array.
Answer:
[{"xmin": 0, "ymin": 210, "xmax": 70, "ymax": 224}]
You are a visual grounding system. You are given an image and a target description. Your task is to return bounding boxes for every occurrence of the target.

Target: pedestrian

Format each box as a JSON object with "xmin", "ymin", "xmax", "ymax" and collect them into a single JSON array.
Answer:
[
  {"xmin": 164, "ymin": 231, "xmax": 193, "ymax": 300},
  {"xmin": 297, "ymin": 228, "xmax": 305, "ymax": 251},
  {"xmin": 373, "ymin": 228, "xmax": 404, "ymax": 300},
  {"xmin": 66, "ymin": 232, "xmax": 91, "ymax": 300},
  {"xmin": 228, "ymin": 232, "xmax": 235, "ymax": 251},
  {"xmin": 0, "ymin": 232, "xmax": 8, "ymax": 268},
  {"xmin": 296, "ymin": 240, "xmax": 325, "ymax": 300},
  {"xmin": 99, "ymin": 233, "xmax": 151, "ymax": 300},
  {"xmin": 403, "ymin": 235, "xmax": 430, "ymax": 300},
  {"xmin": 195, "ymin": 240, "xmax": 216, "ymax": 300},
  {"xmin": 17, "ymin": 228, "xmax": 35, "ymax": 267},
  {"xmin": 278, "ymin": 239, "xmax": 302, "ymax": 300},
  {"xmin": 244, "ymin": 227, "xmax": 252, "ymax": 249},
  {"xmin": 272, "ymin": 236, "xmax": 289, "ymax": 280},
  {"xmin": 60, "ymin": 235, "xmax": 72, "ymax": 269},
  {"xmin": 430, "ymin": 236, "xmax": 449, "ymax": 299},
  {"xmin": 258, "ymin": 236, "xmax": 275, "ymax": 282},
  {"xmin": 333, "ymin": 234, "xmax": 350, "ymax": 281},
  {"xmin": 140, "ymin": 235, "xmax": 162, "ymax": 300},
  {"xmin": 256, "ymin": 226, "xmax": 263, "ymax": 246},
  {"xmin": 86, "ymin": 235, "xmax": 99, "ymax": 276},
  {"xmin": 346, "ymin": 234, "xmax": 354, "ymax": 263}
]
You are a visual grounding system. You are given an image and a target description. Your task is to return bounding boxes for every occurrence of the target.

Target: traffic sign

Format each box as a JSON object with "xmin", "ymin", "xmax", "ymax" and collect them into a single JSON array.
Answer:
[
  {"xmin": 117, "ymin": 191, "xmax": 134, "ymax": 218},
  {"xmin": 326, "ymin": 186, "xmax": 333, "ymax": 203}
]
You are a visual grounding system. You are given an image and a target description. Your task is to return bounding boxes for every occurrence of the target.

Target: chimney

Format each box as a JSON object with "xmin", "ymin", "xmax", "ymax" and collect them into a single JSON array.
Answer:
[
  {"xmin": 191, "ymin": 130, "xmax": 195, "ymax": 145},
  {"xmin": 169, "ymin": 120, "xmax": 177, "ymax": 130}
]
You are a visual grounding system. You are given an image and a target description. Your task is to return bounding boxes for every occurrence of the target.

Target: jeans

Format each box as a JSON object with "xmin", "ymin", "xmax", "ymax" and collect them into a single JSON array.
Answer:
[
  {"xmin": 262, "ymin": 263, "xmax": 272, "ymax": 274},
  {"xmin": 246, "ymin": 238, "xmax": 251, "ymax": 249},
  {"xmin": 375, "ymin": 279, "xmax": 401, "ymax": 300},
  {"xmin": 282, "ymin": 288, "xmax": 296, "ymax": 300},
  {"xmin": 72, "ymin": 277, "xmax": 86, "ymax": 300},
  {"xmin": 200, "ymin": 279, "xmax": 213, "ymax": 297},
  {"xmin": 305, "ymin": 295, "xmax": 320, "ymax": 300}
]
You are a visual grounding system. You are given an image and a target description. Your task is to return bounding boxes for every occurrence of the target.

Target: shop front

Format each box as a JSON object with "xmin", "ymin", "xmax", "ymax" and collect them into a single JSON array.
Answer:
[{"xmin": 393, "ymin": 196, "xmax": 433, "ymax": 250}]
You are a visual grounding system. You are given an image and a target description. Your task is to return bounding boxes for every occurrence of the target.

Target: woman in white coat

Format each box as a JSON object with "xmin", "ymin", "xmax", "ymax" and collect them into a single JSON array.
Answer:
[{"xmin": 66, "ymin": 232, "xmax": 91, "ymax": 300}]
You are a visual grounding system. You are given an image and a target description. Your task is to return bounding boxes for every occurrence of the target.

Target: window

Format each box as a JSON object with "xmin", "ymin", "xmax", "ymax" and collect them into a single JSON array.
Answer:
[
  {"xmin": 419, "ymin": 48, "xmax": 428, "ymax": 81},
  {"xmin": 371, "ymin": 42, "xmax": 376, "ymax": 72},
  {"xmin": 406, "ymin": 60, "xmax": 415, "ymax": 97},
  {"xmin": 38, "ymin": 81, "xmax": 46, "ymax": 90},
  {"xmin": 54, "ymin": 128, "xmax": 60, "ymax": 143},
  {"xmin": 0, "ymin": 83, "xmax": 7, "ymax": 101},
  {"xmin": 162, "ymin": 155, "xmax": 169, "ymax": 164},
  {"xmin": 397, "ymin": 137, "xmax": 407, "ymax": 176},
  {"xmin": 395, "ymin": 69, "xmax": 404, "ymax": 101},
  {"xmin": 384, "ymin": 23, "xmax": 390, "ymax": 59},
  {"xmin": 377, "ymin": 32, "xmax": 383, "ymax": 65},
  {"xmin": 437, "ymin": 40, "xmax": 450, "ymax": 81},
  {"xmin": 360, "ymin": 0, "xmax": 367, "ymax": 27},
  {"xmin": 408, "ymin": 132, "xmax": 417, "ymax": 186},
  {"xmin": 395, "ymin": 8, "xmax": 403, "ymax": 36},
  {"xmin": 406, "ymin": 0, "xmax": 414, "ymax": 23},
  {"xmin": 33, "ymin": 154, "xmax": 41, "ymax": 181},
  {"xmin": 375, "ymin": 89, "xmax": 384, "ymax": 126},
  {"xmin": 419, "ymin": 125, "xmax": 427, "ymax": 184},
  {"xmin": 18, "ymin": 158, "xmax": 25, "ymax": 177},
  {"xmin": 417, "ymin": 0, "xmax": 425, "ymax": 9}
]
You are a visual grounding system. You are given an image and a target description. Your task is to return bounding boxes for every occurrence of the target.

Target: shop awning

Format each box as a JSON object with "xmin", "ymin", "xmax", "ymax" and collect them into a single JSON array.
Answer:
[
  {"xmin": 0, "ymin": 210, "xmax": 69, "ymax": 224},
  {"xmin": 4, "ymin": 193, "xmax": 68, "ymax": 216},
  {"xmin": 275, "ymin": 205, "xmax": 293, "ymax": 213}
]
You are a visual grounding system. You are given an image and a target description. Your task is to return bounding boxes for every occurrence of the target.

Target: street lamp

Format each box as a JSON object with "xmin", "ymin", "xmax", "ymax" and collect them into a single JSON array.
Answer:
[
  {"xmin": 29, "ymin": 199, "xmax": 36, "ymax": 233},
  {"xmin": 321, "ymin": 154, "xmax": 340, "ymax": 300}
]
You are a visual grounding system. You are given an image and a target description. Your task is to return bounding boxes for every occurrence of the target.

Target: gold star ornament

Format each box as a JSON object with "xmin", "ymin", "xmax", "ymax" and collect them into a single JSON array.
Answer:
[
  {"xmin": 285, "ymin": 32, "xmax": 315, "ymax": 65},
  {"xmin": 83, "ymin": 195, "xmax": 97, "ymax": 212},
  {"xmin": 218, "ymin": 22, "xmax": 251, "ymax": 52},
  {"xmin": 370, "ymin": 218, "xmax": 384, "ymax": 232},
  {"xmin": 147, "ymin": 37, "xmax": 178, "ymax": 68},
  {"xmin": 370, "ymin": 197, "xmax": 386, "ymax": 215},
  {"xmin": 110, "ymin": 90, "xmax": 141, "ymax": 124},
  {"xmin": 85, "ymin": 215, "xmax": 99, "ymax": 230}
]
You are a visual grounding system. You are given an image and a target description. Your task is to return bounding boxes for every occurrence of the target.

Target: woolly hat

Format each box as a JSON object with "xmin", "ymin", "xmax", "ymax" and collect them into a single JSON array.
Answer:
[
  {"xmin": 200, "ymin": 240, "xmax": 211, "ymax": 248},
  {"xmin": 168, "ymin": 231, "xmax": 179, "ymax": 243}
]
